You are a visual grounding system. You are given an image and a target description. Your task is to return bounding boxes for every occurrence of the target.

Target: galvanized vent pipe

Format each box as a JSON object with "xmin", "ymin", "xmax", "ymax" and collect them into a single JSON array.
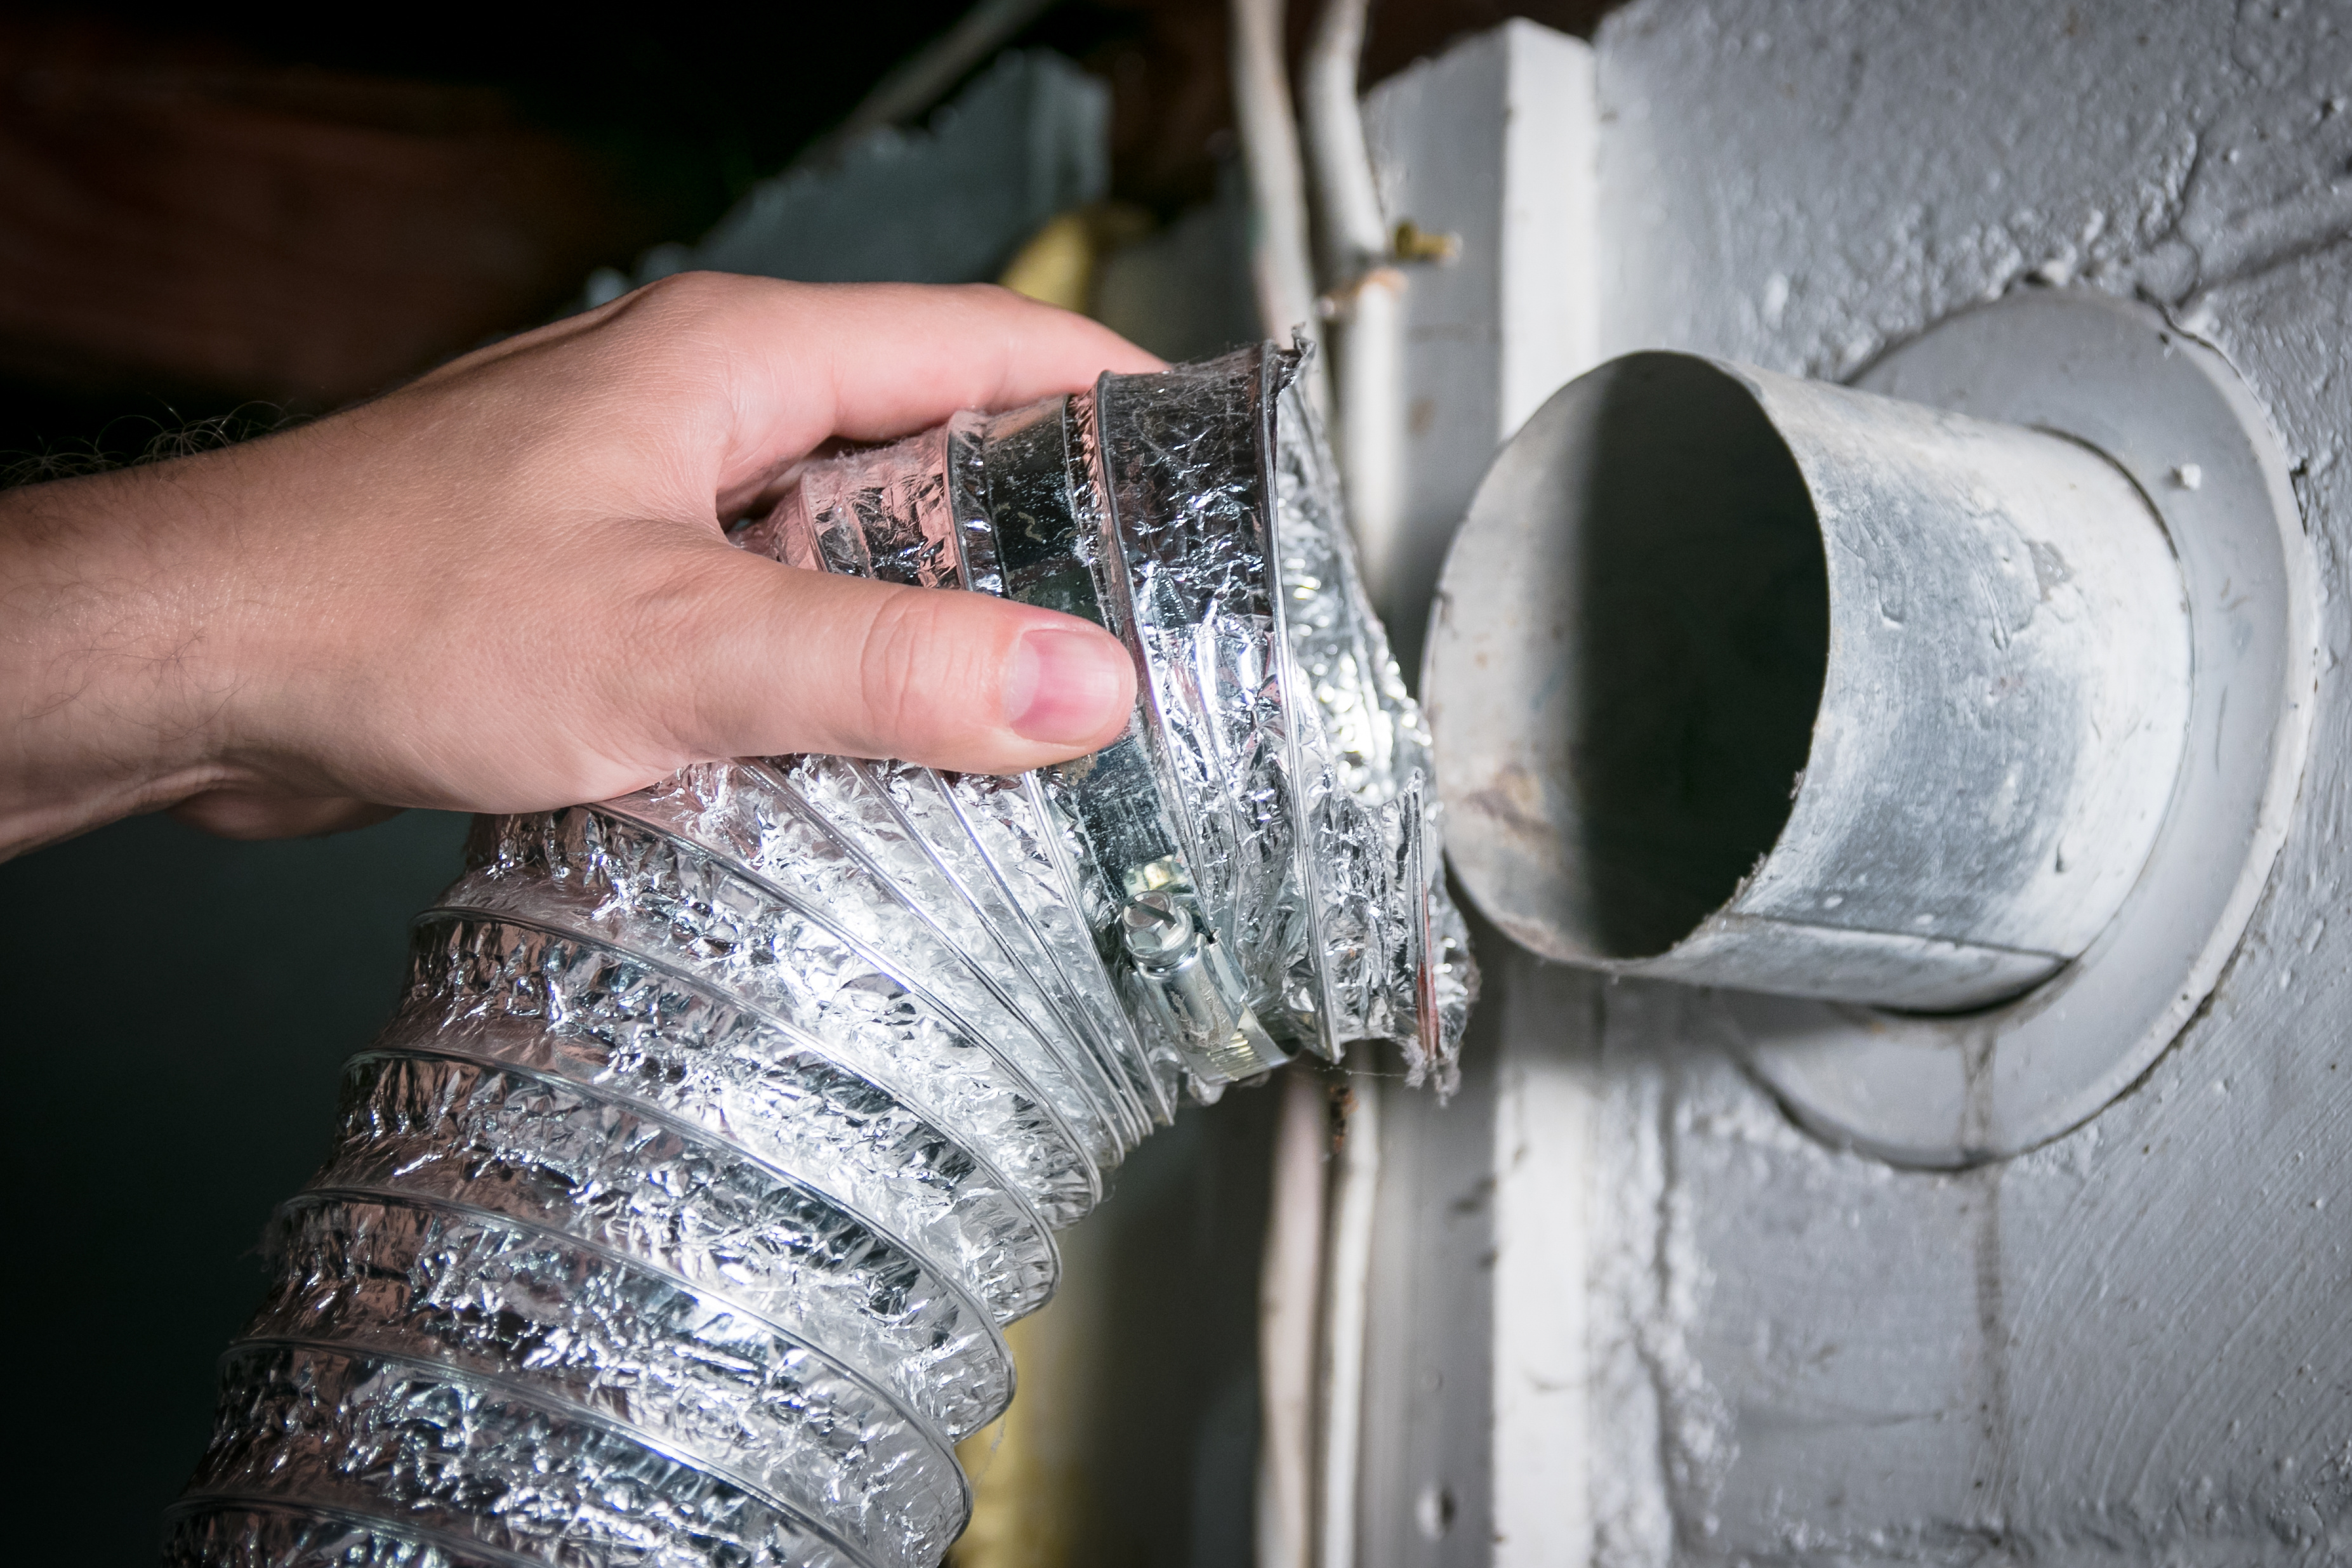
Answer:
[
  {"xmin": 1429, "ymin": 291, "xmax": 2316, "ymax": 1167},
  {"xmin": 1430, "ymin": 344, "xmax": 2191, "ymax": 1012},
  {"xmin": 167, "ymin": 345, "xmax": 1472, "ymax": 1568}
]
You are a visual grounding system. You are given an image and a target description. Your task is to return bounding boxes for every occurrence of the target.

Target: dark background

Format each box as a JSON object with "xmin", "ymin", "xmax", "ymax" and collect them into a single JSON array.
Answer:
[
  {"xmin": 0, "ymin": 2, "xmax": 1609, "ymax": 1558},
  {"xmin": 0, "ymin": 0, "xmax": 1614, "ymax": 466}
]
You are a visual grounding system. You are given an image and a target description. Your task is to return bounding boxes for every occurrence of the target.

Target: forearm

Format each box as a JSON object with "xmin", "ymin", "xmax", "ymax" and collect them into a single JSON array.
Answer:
[{"xmin": 0, "ymin": 461, "xmax": 248, "ymax": 855}]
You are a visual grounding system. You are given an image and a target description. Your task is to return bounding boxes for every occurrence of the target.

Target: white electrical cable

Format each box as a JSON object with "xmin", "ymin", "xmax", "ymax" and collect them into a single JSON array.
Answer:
[
  {"xmin": 1238, "ymin": 5, "xmax": 1403, "ymax": 1563},
  {"xmin": 1298, "ymin": 0, "xmax": 1385, "ymax": 272},
  {"xmin": 1300, "ymin": 6, "xmax": 1403, "ymax": 1555},
  {"xmin": 1297, "ymin": 0, "xmax": 1410, "ymax": 629},
  {"xmin": 1230, "ymin": 11, "xmax": 1333, "ymax": 1558},
  {"xmin": 1229, "ymin": 0, "xmax": 1330, "ymax": 417},
  {"xmin": 1257, "ymin": 1066, "xmax": 1330, "ymax": 1568},
  {"xmin": 1314, "ymin": 1047, "xmax": 1383, "ymax": 1568}
]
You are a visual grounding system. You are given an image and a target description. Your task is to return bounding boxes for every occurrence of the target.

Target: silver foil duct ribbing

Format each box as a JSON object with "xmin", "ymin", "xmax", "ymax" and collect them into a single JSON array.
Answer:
[{"xmin": 169, "ymin": 344, "xmax": 1474, "ymax": 1568}]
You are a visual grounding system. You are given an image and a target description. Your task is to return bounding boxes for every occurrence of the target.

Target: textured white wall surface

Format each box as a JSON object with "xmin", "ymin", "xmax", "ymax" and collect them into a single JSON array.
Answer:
[
  {"xmin": 1569, "ymin": 1, "xmax": 2351, "ymax": 1562},
  {"xmin": 1351, "ymin": 30, "xmax": 1604, "ymax": 1568},
  {"xmin": 1363, "ymin": 20, "xmax": 1599, "ymax": 676}
]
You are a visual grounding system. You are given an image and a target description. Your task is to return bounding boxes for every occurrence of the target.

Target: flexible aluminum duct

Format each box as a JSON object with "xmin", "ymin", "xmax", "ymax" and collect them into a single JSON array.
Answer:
[{"xmin": 166, "ymin": 343, "xmax": 1474, "ymax": 1568}]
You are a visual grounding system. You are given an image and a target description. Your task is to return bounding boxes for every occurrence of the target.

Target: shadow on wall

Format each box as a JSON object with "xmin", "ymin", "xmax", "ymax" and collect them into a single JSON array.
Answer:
[{"xmin": 1564, "ymin": 356, "xmax": 1827, "ymax": 958}]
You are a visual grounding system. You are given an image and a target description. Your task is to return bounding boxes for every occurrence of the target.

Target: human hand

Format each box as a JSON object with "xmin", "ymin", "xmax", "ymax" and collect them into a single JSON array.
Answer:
[{"xmin": 0, "ymin": 274, "xmax": 1157, "ymax": 856}]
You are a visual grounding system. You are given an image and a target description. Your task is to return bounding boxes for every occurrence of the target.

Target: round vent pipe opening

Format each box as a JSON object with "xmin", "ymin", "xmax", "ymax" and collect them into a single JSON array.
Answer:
[
  {"xmin": 1429, "ymin": 291, "xmax": 2314, "ymax": 1165},
  {"xmin": 1430, "ymin": 339, "xmax": 2190, "ymax": 1014},
  {"xmin": 1464, "ymin": 354, "xmax": 1833, "ymax": 966}
]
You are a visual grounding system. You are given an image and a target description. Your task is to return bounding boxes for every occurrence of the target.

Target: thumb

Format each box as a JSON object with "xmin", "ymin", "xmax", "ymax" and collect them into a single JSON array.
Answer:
[{"xmin": 652, "ymin": 547, "xmax": 1137, "ymax": 775}]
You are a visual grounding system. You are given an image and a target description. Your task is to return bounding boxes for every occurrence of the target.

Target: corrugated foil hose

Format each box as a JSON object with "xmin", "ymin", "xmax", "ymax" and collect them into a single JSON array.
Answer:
[{"xmin": 166, "ymin": 343, "xmax": 1474, "ymax": 1568}]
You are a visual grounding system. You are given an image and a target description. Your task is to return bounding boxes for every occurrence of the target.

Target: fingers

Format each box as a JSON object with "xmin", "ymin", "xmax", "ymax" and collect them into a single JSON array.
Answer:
[
  {"xmin": 602, "ymin": 276, "xmax": 1166, "ymax": 508},
  {"xmin": 640, "ymin": 548, "xmax": 1136, "ymax": 776},
  {"xmin": 744, "ymin": 280, "xmax": 1166, "ymax": 441}
]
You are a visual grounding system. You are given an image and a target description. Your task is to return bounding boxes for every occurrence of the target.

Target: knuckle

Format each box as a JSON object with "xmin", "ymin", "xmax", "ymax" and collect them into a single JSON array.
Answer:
[
  {"xmin": 613, "ymin": 551, "xmax": 738, "ymax": 752},
  {"xmin": 858, "ymin": 589, "xmax": 983, "ymax": 749},
  {"xmin": 637, "ymin": 270, "xmax": 732, "ymax": 312},
  {"xmin": 615, "ymin": 272, "xmax": 763, "ymax": 344}
]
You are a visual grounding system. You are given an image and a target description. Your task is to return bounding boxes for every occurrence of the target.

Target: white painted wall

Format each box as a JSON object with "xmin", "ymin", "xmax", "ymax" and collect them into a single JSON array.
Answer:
[
  {"xmin": 1362, "ymin": 22, "xmax": 1599, "ymax": 676},
  {"xmin": 1351, "ymin": 30, "xmax": 1607, "ymax": 1568},
  {"xmin": 1578, "ymin": 0, "xmax": 2351, "ymax": 1560},
  {"xmin": 1358, "ymin": 3, "xmax": 2349, "ymax": 1562}
]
